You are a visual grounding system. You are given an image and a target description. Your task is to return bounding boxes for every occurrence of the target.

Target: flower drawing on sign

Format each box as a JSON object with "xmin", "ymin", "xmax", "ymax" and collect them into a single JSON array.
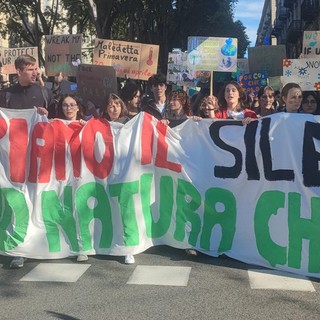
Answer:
[
  {"xmin": 285, "ymin": 70, "xmax": 292, "ymax": 77},
  {"xmin": 298, "ymin": 67, "xmax": 308, "ymax": 76},
  {"xmin": 313, "ymin": 82, "xmax": 320, "ymax": 90},
  {"xmin": 283, "ymin": 59, "xmax": 292, "ymax": 67}
]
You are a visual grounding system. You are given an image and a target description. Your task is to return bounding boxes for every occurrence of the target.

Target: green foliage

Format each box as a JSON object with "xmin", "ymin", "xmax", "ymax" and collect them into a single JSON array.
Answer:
[{"xmin": 0, "ymin": 0, "xmax": 250, "ymax": 71}]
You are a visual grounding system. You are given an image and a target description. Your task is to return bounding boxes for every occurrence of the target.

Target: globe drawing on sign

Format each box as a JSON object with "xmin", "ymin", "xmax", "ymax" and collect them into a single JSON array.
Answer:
[
  {"xmin": 221, "ymin": 38, "xmax": 237, "ymax": 56},
  {"xmin": 219, "ymin": 56, "xmax": 236, "ymax": 71},
  {"xmin": 188, "ymin": 49, "xmax": 201, "ymax": 66}
]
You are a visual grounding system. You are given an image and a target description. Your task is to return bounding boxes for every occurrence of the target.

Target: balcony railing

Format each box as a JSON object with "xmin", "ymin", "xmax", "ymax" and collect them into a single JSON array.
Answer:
[
  {"xmin": 301, "ymin": 0, "xmax": 320, "ymax": 21},
  {"xmin": 286, "ymin": 20, "xmax": 302, "ymax": 43}
]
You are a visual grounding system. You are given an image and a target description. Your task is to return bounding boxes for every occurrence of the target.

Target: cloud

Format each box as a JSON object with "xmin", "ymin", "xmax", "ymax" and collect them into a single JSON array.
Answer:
[{"xmin": 234, "ymin": 0, "xmax": 264, "ymax": 45}]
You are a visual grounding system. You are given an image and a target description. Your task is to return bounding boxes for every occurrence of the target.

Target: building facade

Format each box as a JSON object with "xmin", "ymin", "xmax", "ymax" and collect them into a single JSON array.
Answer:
[
  {"xmin": 257, "ymin": 0, "xmax": 320, "ymax": 58},
  {"xmin": 256, "ymin": 0, "xmax": 277, "ymax": 46}
]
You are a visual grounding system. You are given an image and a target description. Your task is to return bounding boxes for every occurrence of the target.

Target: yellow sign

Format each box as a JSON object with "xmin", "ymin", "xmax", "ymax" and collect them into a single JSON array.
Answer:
[{"xmin": 93, "ymin": 38, "xmax": 159, "ymax": 80}]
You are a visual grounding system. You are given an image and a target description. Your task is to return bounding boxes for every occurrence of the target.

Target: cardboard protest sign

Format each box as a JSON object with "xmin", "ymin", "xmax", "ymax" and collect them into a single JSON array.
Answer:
[
  {"xmin": 268, "ymin": 76, "xmax": 283, "ymax": 91},
  {"xmin": 282, "ymin": 58, "xmax": 320, "ymax": 91},
  {"xmin": 237, "ymin": 58, "xmax": 249, "ymax": 75},
  {"xmin": 0, "ymin": 47, "xmax": 38, "ymax": 74},
  {"xmin": 302, "ymin": 31, "xmax": 320, "ymax": 57},
  {"xmin": 44, "ymin": 34, "xmax": 82, "ymax": 77},
  {"xmin": 76, "ymin": 64, "xmax": 117, "ymax": 107},
  {"xmin": 93, "ymin": 38, "xmax": 159, "ymax": 80},
  {"xmin": 248, "ymin": 45, "xmax": 286, "ymax": 77},
  {"xmin": 167, "ymin": 50, "xmax": 197, "ymax": 87},
  {"xmin": 187, "ymin": 37, "xmax": 238, "ymax": 72},
  {"xmin": 237, "ymin": 71, "xmax": 268, "ymax": 96}
]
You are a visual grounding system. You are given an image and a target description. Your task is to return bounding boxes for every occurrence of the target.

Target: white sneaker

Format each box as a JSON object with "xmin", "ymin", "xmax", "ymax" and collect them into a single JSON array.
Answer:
[
  {"xmin": 10, "ymin": 257, "xmax": 25, "ymax": 269},
  {"xmin": 185, "ymin": 249, "xmax": 198, "ymax": 256},
  {"xmin": 77, "ymin": 254, "xmax": 88, "ymax": 262},
  {"xmin": 124, "ymin": 255, "xmax": 135, "ymax": 264}
]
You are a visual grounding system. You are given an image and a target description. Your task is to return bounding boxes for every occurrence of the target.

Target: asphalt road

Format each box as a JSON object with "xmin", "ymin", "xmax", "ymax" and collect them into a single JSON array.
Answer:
[{"xmin": 1, "ymin": 246, "xmax": 320, "ymax": 320}]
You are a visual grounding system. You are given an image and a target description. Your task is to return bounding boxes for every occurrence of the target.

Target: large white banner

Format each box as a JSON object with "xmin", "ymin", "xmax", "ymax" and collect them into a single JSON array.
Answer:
[{"xmin": 0, "ymin": 110, "xmax": 320, "ymax": 279}]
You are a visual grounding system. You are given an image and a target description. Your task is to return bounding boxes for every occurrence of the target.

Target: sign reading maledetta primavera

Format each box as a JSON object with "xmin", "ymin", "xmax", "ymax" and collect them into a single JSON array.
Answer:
[
  {"xmin": 93, "ymin": 38, "xmax": 159, "ymax": 80},
  {"xmin": 0, "ymin": 109, "xmax": 320, "ymax": 279}
]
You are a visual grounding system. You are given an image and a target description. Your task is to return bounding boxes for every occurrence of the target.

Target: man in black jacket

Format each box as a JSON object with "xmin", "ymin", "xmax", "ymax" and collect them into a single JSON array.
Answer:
[
  {"xmin": 140, "ymin": 73, "xmax": 169, "ymax": 120},
  {"xmin": 0, "ymin": 54, "xmax": 54, "ymax": 116},
  {"xmin": 0, "ymin": 55, "xmax": 55, "ymax": 268}
]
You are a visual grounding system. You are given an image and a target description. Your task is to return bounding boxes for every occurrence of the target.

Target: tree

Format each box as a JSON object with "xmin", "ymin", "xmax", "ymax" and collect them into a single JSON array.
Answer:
[
  {"xmin": 0, "ymin": 0, "xmax": 250, "ymax": 73},
  {"xmin": 0, "ymin": 0, "xmax": 62, "ymax": 64}
]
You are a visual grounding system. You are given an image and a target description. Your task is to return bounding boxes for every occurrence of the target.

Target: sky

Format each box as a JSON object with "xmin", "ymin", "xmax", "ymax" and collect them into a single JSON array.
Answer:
[{"xmin": 233, "ymin": 0, "xmax": 265, "ymax": 47}]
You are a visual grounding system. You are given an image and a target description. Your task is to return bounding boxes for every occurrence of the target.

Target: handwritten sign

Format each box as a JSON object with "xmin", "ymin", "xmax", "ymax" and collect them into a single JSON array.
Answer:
[
  {"xmin": 248, "ymin": 45, "xmax": 286, "ymax": 77},
  {"xmin": 45, "ymin": 34, "xmax": 82, "ymax": 77},
  {"xmin": 93, "ymin": 38, "xmax": 159, "ymax": 81},
  {"xmin": 187, "ymin": 37, "xmax": 238, "ymax": 72},
  {"xmin": 237, "ymin": 58, "xmax": 249, "ymax": 75},
  {"xmin": 167, "ymin": 51, "xmax": 197, "ymax": 87},
  {"xmin": 0, "ymin": 47, "xmax": 38, "ymax": 74},
  {"xmin": 268, "ymin": 76, "xmax": 283, "ymax": 91},
  {"xmin": 76, "ymin": 64, "xmax": 117, "ymax": 107},
  {"xmin": 282, "ymin": 58, "xmax": 320, "ymax": 91},
  {"xmin": 237, "ymin": 71, "xmax": 268, "ymax": 96},
  {"xmin": 302, "ymin": 31, "xmax": 320, "ymax": 57}
]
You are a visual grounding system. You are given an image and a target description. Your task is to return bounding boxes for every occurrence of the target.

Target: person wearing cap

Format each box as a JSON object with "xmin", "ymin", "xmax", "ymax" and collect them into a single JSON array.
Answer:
[{"xmin": 140, "ymin": 73, "xmax": 169, "ymax": 120}]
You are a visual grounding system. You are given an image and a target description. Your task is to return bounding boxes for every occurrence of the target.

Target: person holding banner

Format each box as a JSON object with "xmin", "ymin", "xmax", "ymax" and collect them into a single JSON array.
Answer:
[
  {"xmin": 0, "ymin": 54, "xmax": 56, "ymax": 269},
  {"xmin": 140, "ymin": 73, "xmax": 169, "ymax": 120},
  {"xmin": 119, "ymin": 80, "xmax": 143, "ymax": 119},
  {"xmin": 254, "ymin": 86, "xmax": 276, "ymax": 118},
  {"xmin": 198, "ymin": 95, "xmax": 219, "ymax": 119},
  {"xmin": 0, "ymin": 54, "xmax": 54, "ymax": 117},
  {"xmin": 216, "ymin": 81, "xmax": 257, "ymax": 124},
  {"xmin": 100, "ymin": 93, "xmax": 130, "ymax": 124},
  {"xmin": 277, "ymin": 83, "xmax": 303, "ymax": 113},
  {"xmin": 56, "ymin": 94, "xmax": 87, "ymax": 126},
  {"xmin": 301, "ymin": 91, "xmax": 319, "ymax": 115},
  {"xmin": 163, "ymin": 89, "xmax": 202, "ymax": 129}
]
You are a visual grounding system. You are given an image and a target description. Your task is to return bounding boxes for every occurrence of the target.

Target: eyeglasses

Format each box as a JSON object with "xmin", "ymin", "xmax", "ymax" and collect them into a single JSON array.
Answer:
[
  {"xmin": 62, "ymin": 103, "xmax": 78, "ymax": 109},
  {"xmin": 302, "ymin": 99, "xmax": 317, "ymax": 104}
]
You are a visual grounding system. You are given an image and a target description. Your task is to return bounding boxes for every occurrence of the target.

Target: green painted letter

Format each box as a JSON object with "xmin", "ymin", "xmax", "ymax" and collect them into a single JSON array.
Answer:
[
  {"xmin": 0, "ymin": 188, "xmax": 29, "ymax": 251},
  {"xmin": 42, "ymin": 186, "xmax": 79, "ymax": 252},
  {"xmin": 255, "ymin": 191, "xmax": 286, "ymax": 267},
  {"xmin": 76, "ymin": 182, "xmax": 113, "ymax": 250},
  {"xmin": 288, "ymin": 193, "xmax": 320, "ymax": 273},
  {"xmin": 200, "ymin": 188, "xmax": 236, "ymax": 252},
  {"xmin": 174, "ymin": 179, "xmax": 201, "ymax": 246},
  {"xmin": 109, "ymin": 181, "xmax": 139, "ymax": 246},
  {"xmin": 140, "ymin": 173, "xmax": 173, "ymax": 238}
]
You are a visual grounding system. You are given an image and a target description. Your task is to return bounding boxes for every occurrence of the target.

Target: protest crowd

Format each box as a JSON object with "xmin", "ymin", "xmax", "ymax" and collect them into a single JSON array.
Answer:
[{"xmin": 0, "ymin": 33, "xmax": 319, "ymax": 279}]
